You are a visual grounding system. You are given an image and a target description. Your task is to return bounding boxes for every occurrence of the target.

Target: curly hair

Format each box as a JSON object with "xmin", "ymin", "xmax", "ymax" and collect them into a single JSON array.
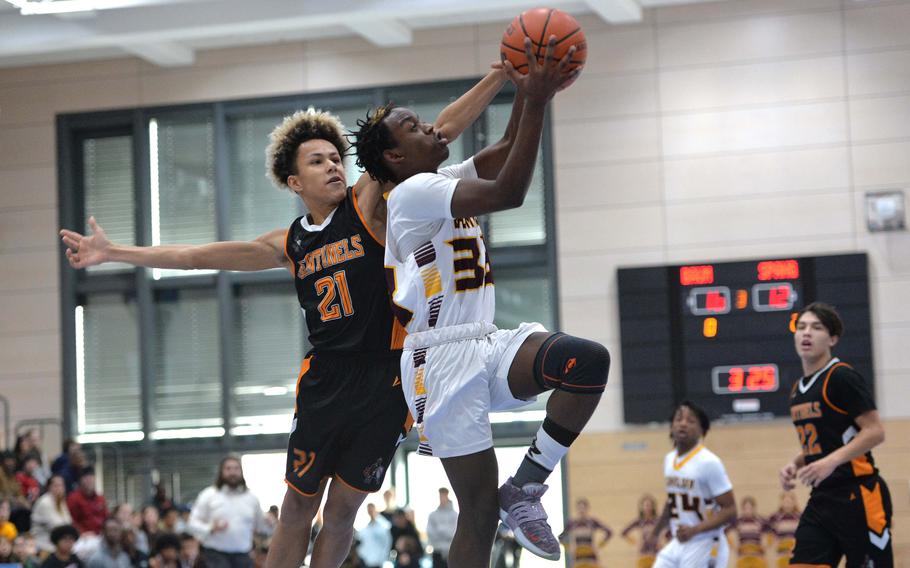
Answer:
[
  {"xmin": 265, "ymin": 108, "xmax": 348, "ymax": 191},
  {"xmin": 349, "ymin": 102, "xmax": 398, "ymax": 184}
]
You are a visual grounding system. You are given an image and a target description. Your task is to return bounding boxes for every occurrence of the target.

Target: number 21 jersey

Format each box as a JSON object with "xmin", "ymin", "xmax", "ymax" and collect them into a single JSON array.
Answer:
[
  {"xmin": 663, "ymin": 445, "xmax": 733, "ymax": 542},
  {"xmin": 285, "ymin": 187, "xmax": 405, "ymax": 353},
  {"xmin": 384, "ymin": 157, "xmax": 494, "ymax": 333}
]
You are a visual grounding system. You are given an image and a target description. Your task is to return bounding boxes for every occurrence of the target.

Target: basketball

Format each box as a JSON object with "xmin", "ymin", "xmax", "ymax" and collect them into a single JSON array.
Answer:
[{"xmin": 500, "ymin": 7, "xmax": 587, "ymax": 80}]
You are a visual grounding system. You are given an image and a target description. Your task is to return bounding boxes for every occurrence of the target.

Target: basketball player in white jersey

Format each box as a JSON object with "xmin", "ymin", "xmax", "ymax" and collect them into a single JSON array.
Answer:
[
  {"xmin": 350, "ymin": 39, "xmax": 609, "ymax": 566},
  {"xmin": 647, "ymin": 401, "xmax": 737, "ymax": 568}
]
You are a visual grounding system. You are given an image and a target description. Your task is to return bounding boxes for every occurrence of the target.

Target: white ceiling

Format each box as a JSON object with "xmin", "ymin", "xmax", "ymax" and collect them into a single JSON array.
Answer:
[{"xmin": 0, "ymin": 0, "xmax": 726, "ymax": 69}]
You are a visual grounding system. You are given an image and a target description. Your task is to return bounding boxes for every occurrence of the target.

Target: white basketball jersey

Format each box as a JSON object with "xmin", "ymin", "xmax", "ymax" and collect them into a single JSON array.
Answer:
[
  {"xmin": 385, "ymin": 157, "xmax": 495, "ymax": 333},
  {"xmin": 662, "ymin": 445, "xmax": 733, "ymax": 542}
]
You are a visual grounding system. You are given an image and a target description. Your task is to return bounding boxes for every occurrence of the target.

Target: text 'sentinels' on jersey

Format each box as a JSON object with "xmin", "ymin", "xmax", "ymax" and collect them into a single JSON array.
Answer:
[{"xmin": 285, "ymin": 187, "xmax": 404, "ymax": 353}]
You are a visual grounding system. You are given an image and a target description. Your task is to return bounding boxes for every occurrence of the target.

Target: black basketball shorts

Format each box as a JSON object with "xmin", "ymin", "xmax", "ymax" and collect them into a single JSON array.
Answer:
[
  {"xmin": 790, "ymin": 475, "xmax": 892, "ymax": 567},
  {"xmin": 284, "ymin": 352, "xmax": 410, "ymax": 496}
]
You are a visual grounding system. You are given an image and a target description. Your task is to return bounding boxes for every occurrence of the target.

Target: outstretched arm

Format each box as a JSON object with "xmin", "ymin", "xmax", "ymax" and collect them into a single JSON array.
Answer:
[
  {"xmin": 433, "ymin": 67, "xmax": 508, "ymax": 140},
  {"xmin": 450, "ymin": 37, "xmax": 576, "ymax": 219},
  {"xmin": 61, "ymin": 217, "xmax": 290, "ymax": 273}
]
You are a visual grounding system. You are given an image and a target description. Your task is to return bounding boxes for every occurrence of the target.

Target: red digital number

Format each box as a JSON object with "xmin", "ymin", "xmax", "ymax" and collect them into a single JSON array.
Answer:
[
  {"xmin": 728, "ymin": 367, "xmax": 744, "ymax": 392},
  {"xmin": 706, "ymin": 291, "xmax": 727, "ymax": 312},
  {"xmin": 768, "ymin": 285, "xmax": 791, "ymax": 308},
  {"xmin": 745, "ymin": 365, "xmax": 776, "ymax": 392},
  {"xmin": 757, "ymin": 260, "xmax": 799, "ymax": 281}
]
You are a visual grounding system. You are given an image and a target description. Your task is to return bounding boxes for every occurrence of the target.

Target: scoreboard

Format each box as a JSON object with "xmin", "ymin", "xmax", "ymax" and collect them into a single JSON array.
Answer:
[{"xmin": 618, "ymin": 253, "xmax": 874, "ymax": 424}]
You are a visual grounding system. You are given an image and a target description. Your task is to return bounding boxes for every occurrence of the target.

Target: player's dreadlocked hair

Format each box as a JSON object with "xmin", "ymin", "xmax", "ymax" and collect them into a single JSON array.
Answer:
[
  {"xmin": 265, "ymin": 108, "xmax": 347, "ymax": 191},
  {"xmin": 349, "ymin": 102, "xmax": 398, "ymax": 184}
]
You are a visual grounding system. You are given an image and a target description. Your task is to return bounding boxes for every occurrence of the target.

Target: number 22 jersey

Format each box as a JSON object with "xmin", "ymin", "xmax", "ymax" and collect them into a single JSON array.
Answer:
[
  {"xmin": 384, "ymin": 157, "xmax": 494, "ymax": 333},
  {"xmin": 663, "ymin": 445, "xmax": 733, "ymax": 543}
]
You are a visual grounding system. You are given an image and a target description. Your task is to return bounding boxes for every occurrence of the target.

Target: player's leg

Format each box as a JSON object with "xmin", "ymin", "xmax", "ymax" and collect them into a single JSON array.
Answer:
[
  {"xmin": 440, "ymin": 448, "xmax": 500, "ymax": 568},
  {"xmin": 494, "ymin": 328, "xmax": 609, "ymax": 558},
  {"xmin": 312, "ymin": 356, "xmax": 409, "ymax": 568},
  {"xmin": 308, "ymin": 480, "xmax": 369, "ymax": 568},
  {"xmin": 788, "ymin": 494, "xmax": 841, "ymax": 567},
  {"xmin": 842, "ymin": 477, "xmax": 893, "ymax": 568},
  {"xmin": 265, "ymin": 481, "xmax": 326, "ymax": 568},
  {"xmin": 651, "ymin": 539, "xmax": 680, "ymax": 568}
]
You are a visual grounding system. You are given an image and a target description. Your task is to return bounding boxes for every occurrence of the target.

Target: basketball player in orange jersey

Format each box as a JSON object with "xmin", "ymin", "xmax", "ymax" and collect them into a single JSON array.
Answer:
[
  {"xmin": 351, "ymin": 39, "xmax": 609, "ymax": 565},
  {"xmin": 766, "ymin": 492, "xmax": 800, "ymax": 568},
  {"xmin": 59, "ymin": 70, "xmax": 507, "ymax": 568},
  {"xmin": 779, "ymin": 302, "xmax": 892, "ymax": 567}
]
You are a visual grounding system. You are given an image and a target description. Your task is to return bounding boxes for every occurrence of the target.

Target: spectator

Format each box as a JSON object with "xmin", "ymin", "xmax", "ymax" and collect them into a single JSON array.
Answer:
[
  {"xmin": 177, "ymin": 533, "xmax": 204, "ymax": 568},
  {"xmin": 426, "ymin": 488, "xmax": 457, "ymax": 568},
  {"xmin": 356, "ymin": 503, "xmax": 391, "ymax": 568},
  {"xmin": 136, "ymin": 506, "xmax": 160, "ymax": 555},
  {"xmin": 188, "ymin": 456, "xmax": 266, "ymax": 568},
  {"xmin": 0, "ymin": 452, "xmax": 24, "ymax": 504},
  {"xmin": 392, "ymin": 533, "xmax": 422, "ymax": 568},
  {"xmin": 13, "ymin": 533, "xmax": 41, "ymax": 568},
  {"xmin": 52, "ymin": 442, "xmax": 86, "ymax": 493},
  {"xmin": 120, "ymin": 525, "xmax": 148, "ymax": 568},
  {"xmin": 87, "ymin": 518, "xmax": 130, "ymax": 568},
  {"xmin": 16, "ymin": 432, "xmax": 48, "ymax": 487},
  {"xmin": 379, "ymin": 489, "xmax": 399, "ymax": 524},
  {"xmin": 17, "ymin": 456, "xmax": 43, "ymax": 506},
  {"xmin": 389, "ymin": 510, "xmax": 420, "ymax": 557},
  {"xmin": 40, "ymin": 525, "xmax": 84, "ymax": 568},
  {"xmin": 51, "ymin": 441, "xmax": 80, "ymax": 478},
  {"xmin": 32, "ymin": 476, "xmax": 73, "ymax": 553},
  {"xmin": 0, "ymin": 534, "xmax": 19, "ymax": 563},
  {"xmin": 149, "ymin": 533, "xmax": 180, "ymax": 568},
  {"xmin": 67, "ymin": 469, "xmax": 107, "ymax": 535},
  {"xmin": 0, "ymin": 499, "xmax": 18, "ymax": 541},
  {"xmin": 160, "ymin": 508, "xmax": 181, "ymax": 535},
  {"xmin": 260, "ymin": 507, "xmax": 278, "ymax": 538},
  {"xmin": 151, "ymin": 486, "xmax": 173, "ymax": 516}
]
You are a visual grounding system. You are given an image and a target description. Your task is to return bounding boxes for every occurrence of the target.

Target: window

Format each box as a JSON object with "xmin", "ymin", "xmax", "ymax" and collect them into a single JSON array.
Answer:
[
  {"xmin": 485, "ymin": 101, "xmax": 547, "ymax": 246},
  {"xmin": 153, "ymin": 288, "xmax": 221, "ymax": 430},
  {"xmin": 78, "ymin": 294, "xmax": 141, "ymax": 434},
  {"xmin": 59, "ymin": 79, "xmax": 557, "ymax": 449},
  {"xmin": 227, "ymin": 112, "xmax": 302, "ymax": 241},
  {"xmin": 83, "ymin": 135, "xmax": 135, "ymax": 273},
  {"xmin": 231, "ymin": 283, "xmax": 304, "ymax": 434}
]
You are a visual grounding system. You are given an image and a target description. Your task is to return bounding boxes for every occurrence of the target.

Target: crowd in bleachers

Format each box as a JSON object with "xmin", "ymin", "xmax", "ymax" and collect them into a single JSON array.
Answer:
[{"xmin": 0, "ymin": 432, "xmax": 224, "ymax": 568}]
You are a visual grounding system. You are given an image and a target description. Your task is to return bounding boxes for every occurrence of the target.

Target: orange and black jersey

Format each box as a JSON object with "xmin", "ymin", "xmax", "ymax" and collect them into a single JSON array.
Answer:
[
  {"xmin": 285, "ymin": 187, "xmax": 404, "ymax": 353},
  {"xmin": 789, "ymin": 357, "xmax": 877, "ymax": 490}
]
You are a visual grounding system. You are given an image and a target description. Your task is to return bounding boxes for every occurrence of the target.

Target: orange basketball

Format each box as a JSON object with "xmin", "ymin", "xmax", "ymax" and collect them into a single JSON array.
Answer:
[{"xmin": 500, "ymin": 7, "xmax": 587, "ymax": 80}]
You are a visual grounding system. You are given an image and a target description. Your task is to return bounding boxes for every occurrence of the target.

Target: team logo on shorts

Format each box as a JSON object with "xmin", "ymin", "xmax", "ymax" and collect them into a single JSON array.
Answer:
[{"xmin": 363, "ymin": 458, "xmax": 384, "ymax": 486}]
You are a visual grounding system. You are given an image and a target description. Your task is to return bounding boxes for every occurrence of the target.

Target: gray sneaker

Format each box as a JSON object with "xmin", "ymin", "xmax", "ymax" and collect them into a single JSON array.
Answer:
[{"xmin": 498, "ymin": 477, "xmax": 560, "ymax": 560}]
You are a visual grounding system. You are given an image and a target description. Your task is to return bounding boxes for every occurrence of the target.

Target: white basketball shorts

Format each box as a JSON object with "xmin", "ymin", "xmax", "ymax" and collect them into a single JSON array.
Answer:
[
  {"xmin": 653, "ymin": 535, "xmax": 729, "ymax": 568},
  {"xmin": 401, "ymin": 321, "xmax": 546, "ymax": 458}
]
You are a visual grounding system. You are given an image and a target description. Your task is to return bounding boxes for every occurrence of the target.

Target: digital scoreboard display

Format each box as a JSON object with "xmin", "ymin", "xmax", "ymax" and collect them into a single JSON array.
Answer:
[{"xmin": 618, "ymin": 253, "xmax": 873, "ymax": 424}]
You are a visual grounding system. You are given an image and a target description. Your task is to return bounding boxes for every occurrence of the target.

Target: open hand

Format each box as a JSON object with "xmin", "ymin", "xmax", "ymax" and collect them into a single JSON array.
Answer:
[
  {"xmin": 60, "ymin": 216, "xmax": 111, "ymax": 269},
  {"xmin": 502, "ymin": 36, "xmax": 577, "ymax": 104},
  {"xmin": 797, "ymin": 457, "xmax": 837, "ymax": 488},
  {"xmin": 778, "ymin": 462, "xmax": 798, "ymax": 491}
]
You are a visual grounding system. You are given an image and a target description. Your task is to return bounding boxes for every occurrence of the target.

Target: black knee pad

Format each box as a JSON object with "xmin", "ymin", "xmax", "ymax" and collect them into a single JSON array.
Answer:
[{"xmin": 532, "ymin": 333, "xmax": 610, "ymax": 394}]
